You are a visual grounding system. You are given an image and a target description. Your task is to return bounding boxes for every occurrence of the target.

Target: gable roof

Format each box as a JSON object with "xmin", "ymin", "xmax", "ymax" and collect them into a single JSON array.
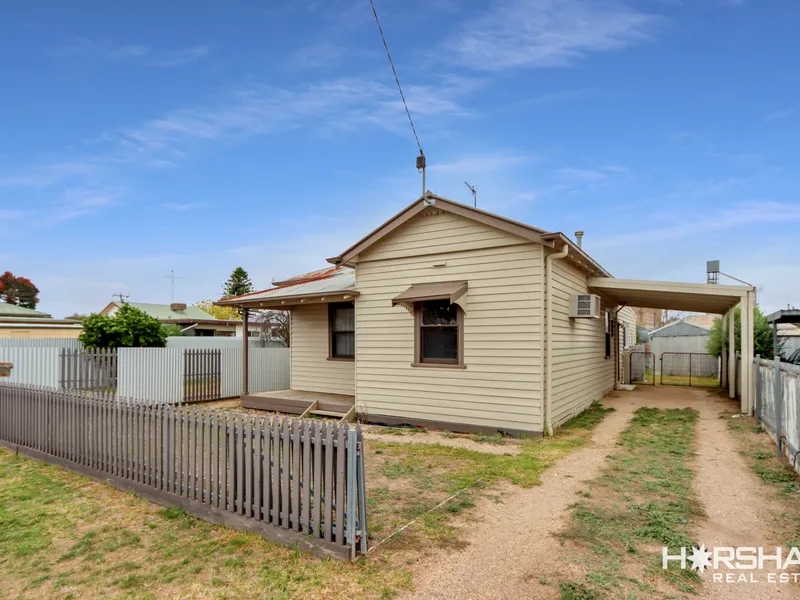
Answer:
[
  {"xmin": 326, "ymin": 194, "xmax": 611, "ymax": 277},
  {"xmin": 650, "ymin": 319, "xmax": 711, "ymax": 338},
  {"xmin": 0, "ymin": 303, "xmax": 52, "ymax": 318}
]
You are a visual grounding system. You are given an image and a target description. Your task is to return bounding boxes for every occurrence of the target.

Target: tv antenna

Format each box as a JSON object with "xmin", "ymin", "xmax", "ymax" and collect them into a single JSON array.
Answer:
[
  {"xmin": 166, "ymin": 270, "xmax": 189, "ymax": 304},
  {"xmin": 112, "ymin": 292, "xmax": 129, "ymax": 304},
  {"xmin": 465, "ymin": 181, "xmax": 477, "ymax": 207}
]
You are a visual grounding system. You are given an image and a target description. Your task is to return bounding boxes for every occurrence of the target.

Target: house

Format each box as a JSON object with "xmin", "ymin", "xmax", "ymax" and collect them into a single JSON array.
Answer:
[
  {"xmin": 0, "ymin": 304, "xmax": 83, "ymax": 339},
  {"xmin": 99, "ymin": 301, "xmax": 240, "ymax": 336},
  {"xmin": 778, "ymin": 322, "xmax": 800, "ymax": 357},
  {"xmin": 631, "ymin": 307, "xmax": 664, "ymax": 329},
  {"xmin": 218, "ymin": 194, "xmax": 761, "ymax": 433}
]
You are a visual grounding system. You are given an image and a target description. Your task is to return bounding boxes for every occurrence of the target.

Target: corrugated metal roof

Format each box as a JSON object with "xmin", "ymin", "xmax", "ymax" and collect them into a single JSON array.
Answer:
[
  {"xmin": 0, "ymin": 304, "xmax": 52, "ymax": 318},
  {"xmin": 219, "ymin": 267, "xmax": 355, "ymax": 305},
  {"xmin": 650, "ymin": 320, "xmax": 710, "ymax": 338},
  {"xmin": 123, "ymin": 302, "xmax": 229, "ymax": 322},
  {"xmin": 0, "ymin": 316, "xmax": 82, "ymax": 326}
]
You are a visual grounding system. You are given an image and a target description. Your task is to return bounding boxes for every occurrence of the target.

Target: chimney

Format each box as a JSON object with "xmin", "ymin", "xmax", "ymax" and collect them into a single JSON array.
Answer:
[
  {"xmin": 574, "ymin": 230, "xmax": 584, "ymax": 249},
  {"xmin": 170, "ymin": 303, "xmax": 187, "ymax": 312}
]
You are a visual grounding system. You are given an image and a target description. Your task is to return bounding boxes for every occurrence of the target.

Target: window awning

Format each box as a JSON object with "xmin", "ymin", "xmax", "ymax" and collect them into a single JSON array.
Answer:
[{"xmin": 392, "ymin": 281, "xmax": 468, "ymax": 313}]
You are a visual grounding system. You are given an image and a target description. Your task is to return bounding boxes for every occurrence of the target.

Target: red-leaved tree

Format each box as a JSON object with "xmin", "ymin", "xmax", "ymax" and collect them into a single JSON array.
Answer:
[{"xmin": 0, "ymin": 271, "xmax": 40, "ymax": 309}]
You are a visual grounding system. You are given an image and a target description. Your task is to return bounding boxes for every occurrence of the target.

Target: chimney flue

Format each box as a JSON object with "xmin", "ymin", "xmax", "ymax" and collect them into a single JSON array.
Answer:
[{"xmin": 575, "ymin": 230, "xmax": 584, "ymax": 249}]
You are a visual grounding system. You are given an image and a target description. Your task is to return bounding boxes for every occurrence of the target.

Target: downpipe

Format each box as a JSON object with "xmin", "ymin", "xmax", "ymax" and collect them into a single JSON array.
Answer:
[{"xmin": 545, "ymin": 243, "xmax": 569, "ymax": 436}]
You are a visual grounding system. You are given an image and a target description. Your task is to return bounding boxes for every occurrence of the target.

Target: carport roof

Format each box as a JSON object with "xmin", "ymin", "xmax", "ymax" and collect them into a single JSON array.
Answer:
[{"xmin": 587, "ymin": 277, "xmax": 751, "ymax": 314}]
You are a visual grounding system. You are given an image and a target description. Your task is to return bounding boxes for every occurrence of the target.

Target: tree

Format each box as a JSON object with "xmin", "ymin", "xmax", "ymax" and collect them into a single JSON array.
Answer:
[
  {"xmin": 193, "ymin": 299, "xmax": 242, "ymax": 321},
  {"xmin": 162, "ymin": 324, "xmax": 184, "ymax": 337},
  {"xmin": 222, "ymin": 267, "xmax": 254, "ymax": 298},
  {"xmin": 706, "ymin": 306, "xmax": 784, "ymax": 360},
  {"xmin": 0, "ymin": 271, "xmax": 40, "ymax": 309},
  {"xmin": 80, "ymin": 304, "xmax": 167, "ymax": 349},
  {"xmin": 256, "ymin": 310, "xmax": 290, "ymax": 347}
]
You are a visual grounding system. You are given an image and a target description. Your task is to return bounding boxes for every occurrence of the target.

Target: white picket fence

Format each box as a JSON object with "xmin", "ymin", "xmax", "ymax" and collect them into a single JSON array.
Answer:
[{"xmin": 0, "ymin": 346, "xmax": 290, "ymax": 405}]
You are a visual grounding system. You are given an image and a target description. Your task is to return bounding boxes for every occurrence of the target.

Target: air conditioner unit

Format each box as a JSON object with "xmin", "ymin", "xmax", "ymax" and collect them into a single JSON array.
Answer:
[{"xmin": 570, "ymin": 294, "xmax": 601, "ymax": 318}]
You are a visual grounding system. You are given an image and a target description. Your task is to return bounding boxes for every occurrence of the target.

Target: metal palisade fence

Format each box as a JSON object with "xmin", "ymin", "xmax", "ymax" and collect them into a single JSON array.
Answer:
[
  {"xmin": 0, "ymin": 383, "xmax": 368, "ymax": 560},
  {"xmin": 0, "ymin": 345, "xmax": 290, "ymax": 405}
]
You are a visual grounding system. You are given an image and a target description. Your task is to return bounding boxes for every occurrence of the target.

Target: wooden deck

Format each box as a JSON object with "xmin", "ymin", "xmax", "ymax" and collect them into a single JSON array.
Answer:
[{"xmin": 241, "ymin": 389, "xmax": 355, "ymax": 420}]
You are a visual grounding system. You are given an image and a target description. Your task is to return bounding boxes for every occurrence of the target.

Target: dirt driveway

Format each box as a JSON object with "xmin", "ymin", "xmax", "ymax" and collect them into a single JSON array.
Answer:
[{"xmin": 403, "ymin": 386, "xmax": 797, "ymax": 600}]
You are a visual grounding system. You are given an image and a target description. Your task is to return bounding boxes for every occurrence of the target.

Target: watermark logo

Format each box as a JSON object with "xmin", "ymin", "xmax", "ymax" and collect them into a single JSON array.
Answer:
[{"xmin": 663, "ymin": 545, "xmax": 800, "ymax": 583}]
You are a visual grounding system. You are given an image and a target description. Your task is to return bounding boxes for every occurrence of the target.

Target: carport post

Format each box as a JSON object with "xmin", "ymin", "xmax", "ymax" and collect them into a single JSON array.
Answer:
[
  {"xmin": 741, "ymin": 290, "xmax": 755, "ymax": 415},
  {"xmin": 727, "ymin": 309, "xmax": 736, "ymax": 400},
  {"xmin": 242, "ymin": 308, "xmax": 250, "ymax": 397}
]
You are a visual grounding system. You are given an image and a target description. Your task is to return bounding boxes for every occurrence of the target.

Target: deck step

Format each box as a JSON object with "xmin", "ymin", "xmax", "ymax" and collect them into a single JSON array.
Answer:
[{"xmin": 309, "ymin": 409, "xmax": 348, "ymax": 418}]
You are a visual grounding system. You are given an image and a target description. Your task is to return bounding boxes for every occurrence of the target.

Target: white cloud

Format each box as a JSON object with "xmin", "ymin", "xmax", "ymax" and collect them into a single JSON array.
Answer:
[
  {"xmin": 59, "ymin": 38, "xmax": 151, "ymax": 61},
  {"xmin": 593, "ymin": 201, "xmax": 800, "ymax": 248},
  {"xmin": 153, "ymin": 45, "xmax": 210, "ymax": 67},
  {"xmin": 98, "ymin": 76, "xmax": 475, "ymax": 164},
  {"xmin": 557, "ymin": 167, "xmax": 612, "ymax": 182},
  {"xmin": 42, "ymin": 187, "xmax": 122, "ymax": 226},
  {"xmin": 766, "ymin": 107, "xmax": 794, "ymax": 121},
  {"xmin": 0, "ymin": 160, "xmax": 99, "ymax": 189},
  {"xmin": 162, "ymin": 202, "xmax": 206, "ymax": 211},
  {"xmin": 286, "ymin": 41, "xmax": 344, "ymax": 70},
  {"xmin": 431, "ymin": 152, "xmax": 536, "ymax": 174},
  {"xmin": 443, "ymin": 0, "xmax": 661, "ymax": 70}
]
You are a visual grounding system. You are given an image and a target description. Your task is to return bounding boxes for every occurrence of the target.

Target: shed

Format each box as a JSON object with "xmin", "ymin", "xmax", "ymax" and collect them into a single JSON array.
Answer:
[{"xmin": 649, "ymin": 320, "xmax": 712, "ymax": 374}]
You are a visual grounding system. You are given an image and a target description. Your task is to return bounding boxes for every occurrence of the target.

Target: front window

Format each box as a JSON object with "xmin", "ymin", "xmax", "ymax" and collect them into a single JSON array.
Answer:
[
  {"xmin": 329, "ymin": 302, "xmax": 355, "ymax": 359},
  {"xmin": 417, "ymin": 300, "xmax": 461, "ymax": 364}
]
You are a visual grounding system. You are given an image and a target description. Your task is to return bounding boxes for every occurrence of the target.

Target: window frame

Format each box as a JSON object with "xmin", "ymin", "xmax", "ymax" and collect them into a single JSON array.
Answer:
[
  {"xmin": 328, "ymin": 301, "xmax": 355, "ymax": 361},
  {"xmin": 413, "ymin": 300, "xmax": 465, "ymax": 368}
]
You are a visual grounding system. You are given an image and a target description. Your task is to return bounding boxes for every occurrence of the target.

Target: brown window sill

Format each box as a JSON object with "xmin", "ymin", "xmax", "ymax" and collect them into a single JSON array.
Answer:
[
  {"xmin": 327, "ymin": 357, "xmax": 355, "ymax": 362},
  {"xmin": 410, "ymin": 362, "xmax": 467, "ymax": 369}
]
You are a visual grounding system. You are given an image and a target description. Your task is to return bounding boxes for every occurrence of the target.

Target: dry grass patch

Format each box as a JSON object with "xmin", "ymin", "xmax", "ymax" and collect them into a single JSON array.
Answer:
[
  {"xmin": 0, "ymin": 404, "xmax": 612, "ymax": 599},
  {"xmin": 557, "ymin": 407, "xmax": 702, "ymax": 600},
  {"xmin": 725, "ymin": 414, "xmax": 800, "ymax": 549}
]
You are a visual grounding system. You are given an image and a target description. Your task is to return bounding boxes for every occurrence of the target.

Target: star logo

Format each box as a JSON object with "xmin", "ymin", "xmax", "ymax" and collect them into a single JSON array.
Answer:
[{"xmin": 688, "ymin": 545, "xmax": 713, "ymax": 573}]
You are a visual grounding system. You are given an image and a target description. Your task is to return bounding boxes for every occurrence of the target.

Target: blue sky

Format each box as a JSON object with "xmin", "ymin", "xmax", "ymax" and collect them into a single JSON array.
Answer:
[{"xmin": 1, "ymin": 0, "xmax": 799, "ymax": 318}]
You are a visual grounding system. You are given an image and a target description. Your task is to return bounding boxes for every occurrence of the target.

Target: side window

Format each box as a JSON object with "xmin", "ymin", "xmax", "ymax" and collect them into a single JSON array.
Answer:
[
  {"xmin": 416, "ymin": 300, "xmax": 462, "ymax": 365},
  {"xmin": 329, "ymin": 302, "xmax": 355, "ymax": 359},
  {"xmin": 605, "ymin": 311, "xmax": 612, "ymax": 358}
]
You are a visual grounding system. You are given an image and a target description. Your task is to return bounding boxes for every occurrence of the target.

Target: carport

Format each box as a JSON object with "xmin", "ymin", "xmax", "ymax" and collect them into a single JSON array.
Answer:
[{"xmin": 588, "ymin": 277, "xmax": 757, "ymax": 414}]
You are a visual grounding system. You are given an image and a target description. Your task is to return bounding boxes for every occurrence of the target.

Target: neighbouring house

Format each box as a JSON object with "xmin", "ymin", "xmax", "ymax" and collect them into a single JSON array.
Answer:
[
  {"xmin": 632, "ymin": 307, "xmax": 664, "ymax": 329},
  {"xmin": 0, "ymin": 304, "xmax": 83, "ymax": 339},
  {"xmin": 648, "ymin": 319, "xmax": 713, "ymax": 373},
  {"xmin": 778, "ymin": 322, "xmax": 800, "ymax": 357},
  {"xmin": 217, "ymin": 194, "xmax": 759, "ymax": 434},
  {"xmin": 99, "ymin": 301, "xmax": 240, "ymax": 336}
]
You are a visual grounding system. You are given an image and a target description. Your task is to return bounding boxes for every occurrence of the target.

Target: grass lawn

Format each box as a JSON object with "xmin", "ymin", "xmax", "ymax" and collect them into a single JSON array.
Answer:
[
  {"xmin": 725, "ymin": 415, "xmax": 800, "ymax": 549},
  {"xmin": 657, "ymin": 375, "xmax": 720, "ymax": 388},
  {"xmin": 557, "ymin": 407, "xmax": 702, "ymax": 600},
  {"xmin": 0, "ymin": 404, "xmax": 611, "ymax": 599}
]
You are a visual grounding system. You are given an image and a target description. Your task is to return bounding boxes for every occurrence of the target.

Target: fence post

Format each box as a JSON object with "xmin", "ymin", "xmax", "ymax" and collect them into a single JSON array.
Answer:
[
  {"xmin": 754, "ymin": 355, "xmax": 761, "ymax": 425},
  {"xmin": 347, "ymin": 427, "xmax": 358, "ymax": 559},
  {"xmin": 774, "ymin": 357, "xmax": 783, "ymax": 459}
]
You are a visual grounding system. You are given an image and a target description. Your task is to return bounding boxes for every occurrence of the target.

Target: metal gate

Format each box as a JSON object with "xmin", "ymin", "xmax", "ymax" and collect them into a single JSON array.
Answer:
[
  {"xmin": 660, "ymin": 352, "xmax": 721, "ymax": 387},
  {"xmin": 630, "ymin": 352, "xmax": 656, "ymax": 385}
]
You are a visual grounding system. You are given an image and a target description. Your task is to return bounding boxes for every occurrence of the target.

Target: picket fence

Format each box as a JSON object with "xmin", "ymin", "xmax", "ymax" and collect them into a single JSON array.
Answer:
[{"xmin": 0, "ymin": 383, "xmax": 368, "ymax": 560}]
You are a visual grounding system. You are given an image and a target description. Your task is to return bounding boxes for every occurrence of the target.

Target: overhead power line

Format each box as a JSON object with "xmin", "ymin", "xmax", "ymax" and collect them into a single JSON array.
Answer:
[{"xmin": 368, "ymin": 0, "xmax": 423, "ymax": 155}]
